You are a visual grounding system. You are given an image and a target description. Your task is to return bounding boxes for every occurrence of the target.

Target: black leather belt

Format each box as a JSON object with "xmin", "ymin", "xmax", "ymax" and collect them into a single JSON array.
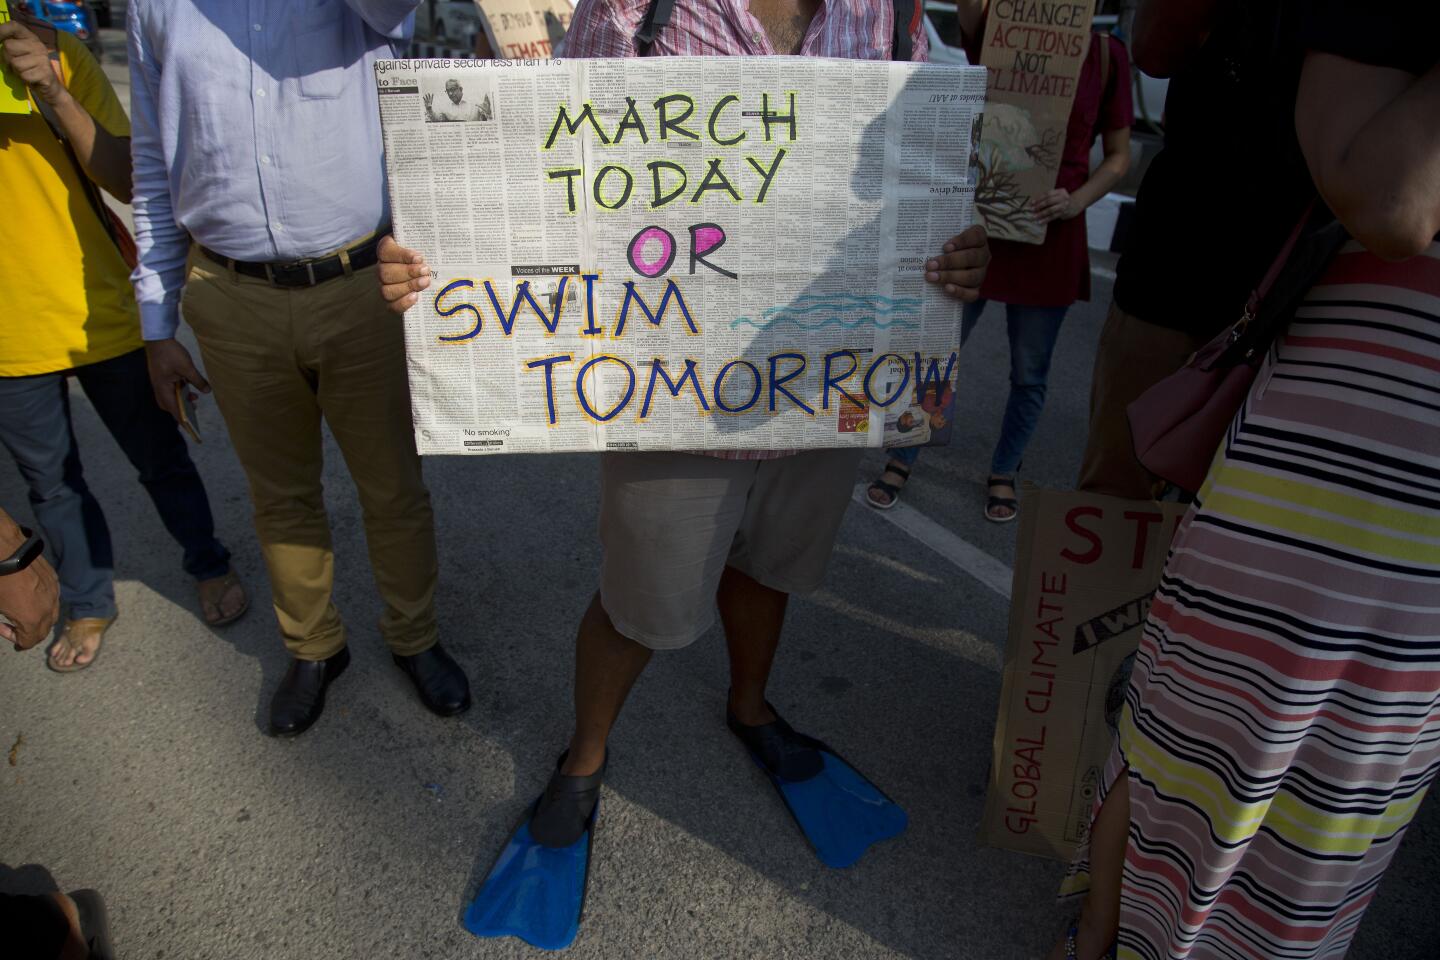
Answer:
[{"xmin": 200, "ymin": 235, "xmax": 382, "ymax": 288}]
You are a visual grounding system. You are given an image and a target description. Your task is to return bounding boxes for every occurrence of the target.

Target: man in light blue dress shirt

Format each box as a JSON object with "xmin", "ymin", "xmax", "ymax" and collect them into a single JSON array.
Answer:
[{"xmin": 128, "ymin": 0, "xmax": 472, "ymax": 736}]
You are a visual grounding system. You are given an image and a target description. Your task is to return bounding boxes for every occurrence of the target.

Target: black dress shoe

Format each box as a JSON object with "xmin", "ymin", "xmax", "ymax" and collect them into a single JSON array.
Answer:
[
  {"xmin": 268, "ymin": 647, "xmax": 350, "ymax": 738},
  {"xmin": 393, "ymin": 643, "xmax": 471, "ymax": 717}
]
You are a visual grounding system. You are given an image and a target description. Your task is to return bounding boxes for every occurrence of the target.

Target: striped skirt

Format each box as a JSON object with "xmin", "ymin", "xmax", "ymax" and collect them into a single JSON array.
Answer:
[{"xmin": 1115, "ymin": 241, "xmax": 1440, "ymax": 959}]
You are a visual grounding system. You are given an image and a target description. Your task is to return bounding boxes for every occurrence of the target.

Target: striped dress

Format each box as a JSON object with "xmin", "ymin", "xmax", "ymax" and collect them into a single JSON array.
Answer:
[{"xmin": 1112, "ymin": 241, "xmax": 1440, "ymax": 959}]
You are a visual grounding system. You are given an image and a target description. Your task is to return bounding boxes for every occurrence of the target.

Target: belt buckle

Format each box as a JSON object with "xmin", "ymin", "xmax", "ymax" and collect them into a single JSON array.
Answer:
[{"xmin": 266, "ymin": 258, "xmax": 319, "ymax": 288}]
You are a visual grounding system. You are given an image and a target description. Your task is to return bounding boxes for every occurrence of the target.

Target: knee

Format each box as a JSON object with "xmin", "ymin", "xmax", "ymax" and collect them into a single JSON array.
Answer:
[
  {"xmin": 136, "ymin": 449, "xmax": 199, "ymax": 487},
  {"xmin": 1009, "ymin": 370, "xmax": 1051, "ymax": 394},
  {"xmin": 28, "ymin": 464, "xmax": 87, "ymax": 506},
  {"xmin": 357, "ymin": 484, "xmax": 433, "ymax": 525}
]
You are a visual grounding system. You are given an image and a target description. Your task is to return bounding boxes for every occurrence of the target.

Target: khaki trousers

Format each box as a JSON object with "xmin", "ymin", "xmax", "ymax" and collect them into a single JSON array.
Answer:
[
  {"xmin": 182, "ymin": 255, "xmax": 438, "ymax": 659},
  {"xmin": 1076, "ymin": 302, "xmax": 1211, "ymax": 500}
]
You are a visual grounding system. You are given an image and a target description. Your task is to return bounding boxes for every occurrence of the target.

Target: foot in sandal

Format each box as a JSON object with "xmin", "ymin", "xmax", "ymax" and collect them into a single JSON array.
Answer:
[
  {"xmin": 47, "ymin": 615, "xmax": 117, "ymax": 673},
  {"xmin": 985, "ymin": 475, "xmax": 1020, "ymax": 523},
  {"xmin": 866, "ymin": 459, "xmax": 912, "ymax": 510},
  {"xmin": 197, "ymin": 569, "xmax": 248, "ymax": 627}
]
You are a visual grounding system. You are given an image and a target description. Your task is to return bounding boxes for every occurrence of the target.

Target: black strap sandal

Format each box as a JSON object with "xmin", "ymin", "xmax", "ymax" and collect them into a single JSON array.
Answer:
[
  {"xmin": 985, "ymin": 475, "xmax": 1019, "ymax": 524},
  {"xmin": 866, "ymin": 462, "xmax": 912, "ymax": 511},
  {"xmin": 529, "ymin": 751, "xmax": 607, "ymax": 848},
  {"xmin": 726, "ymin": 702, "xmax": 824, "ymax": 782}
]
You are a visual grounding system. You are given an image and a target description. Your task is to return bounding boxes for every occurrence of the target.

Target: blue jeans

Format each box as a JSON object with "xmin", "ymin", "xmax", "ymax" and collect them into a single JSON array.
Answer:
[
  {"xmin": 891, "ymin": 299, "xmax": 1069, "ymax": 476},
  {"xmin": 0, "ymin": 348, "xmax": 230, "ymax": 619}
]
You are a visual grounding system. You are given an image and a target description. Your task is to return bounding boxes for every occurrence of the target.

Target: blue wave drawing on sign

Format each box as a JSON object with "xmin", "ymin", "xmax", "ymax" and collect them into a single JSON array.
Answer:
[{"xmin": 731, "ymin": 293, "xmax": 922, "ymax": 331}]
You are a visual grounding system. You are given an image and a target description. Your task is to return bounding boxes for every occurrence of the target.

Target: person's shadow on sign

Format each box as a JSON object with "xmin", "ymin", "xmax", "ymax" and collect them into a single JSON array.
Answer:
[{"xmin": 630, "ymin": 67, "xmax": 971, "ymax": 453}]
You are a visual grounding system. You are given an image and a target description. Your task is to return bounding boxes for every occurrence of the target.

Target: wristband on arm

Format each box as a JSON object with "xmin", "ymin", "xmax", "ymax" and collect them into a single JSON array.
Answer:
[{"xmin": 0, "ymin": 527, "xmax": 44, "ymax": 576}]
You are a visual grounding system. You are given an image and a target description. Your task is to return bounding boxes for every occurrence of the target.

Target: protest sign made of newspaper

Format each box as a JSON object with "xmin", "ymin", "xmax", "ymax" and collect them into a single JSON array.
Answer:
[
  {"xmin": 974, "ymin": 0, "xmax": 1094, "ymax": 243},
  {"xmin": 375, "ymin": 56, "xmax": 986, "ymax": 455},
  {"xmin": 980, "ymin": 487, "xmax": 1186, "ymax": 861},
  {"xmin": 473, "ymin": 0, "xmax": 572, "ymax": 60}
]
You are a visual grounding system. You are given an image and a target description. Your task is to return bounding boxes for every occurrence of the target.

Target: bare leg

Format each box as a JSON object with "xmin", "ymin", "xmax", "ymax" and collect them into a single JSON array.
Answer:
[
  {"xmin": 1047, "ymin": 773, "xmax": 1130, "ymax": 960},
  {"xmin": 718, "ymin": 566, "xmax": 788, "ymax": 726},
  {"xmin": 561, "ymin": 593, "xmax": 653, "ymax": 777}
]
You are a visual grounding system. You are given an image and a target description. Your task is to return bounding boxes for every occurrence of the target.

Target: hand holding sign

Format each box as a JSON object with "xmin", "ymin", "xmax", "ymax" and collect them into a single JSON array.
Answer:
[
  {"xmin": 0, "ymin": 18, "xmax": 65, "ymax": 108},
  {"xmin": 378, "ymin": 235, "xmax": 431, "ymax": 313},
  {"xmin": 0, "ymin": 1, "xmax": 32, "ymax": 114},
  {"xmin": 925, "ymin": 225, "xmax": 991, "ymax": 301},
  {"xmin": 1032, "ymin": 187, "xmax": 1078, "ymax": 224}
]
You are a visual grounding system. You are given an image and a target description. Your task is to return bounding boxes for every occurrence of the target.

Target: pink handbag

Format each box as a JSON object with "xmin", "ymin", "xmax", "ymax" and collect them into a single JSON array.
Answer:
[{"xmin": 1125, "ymin": 208, "xmax": 1322, "ymax": 494}]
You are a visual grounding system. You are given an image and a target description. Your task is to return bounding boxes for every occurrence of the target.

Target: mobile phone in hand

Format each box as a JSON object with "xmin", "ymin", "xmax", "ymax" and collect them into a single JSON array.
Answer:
[{"xmin": 174, "ymin": 382, "xmax": 202, "ymax": 443}]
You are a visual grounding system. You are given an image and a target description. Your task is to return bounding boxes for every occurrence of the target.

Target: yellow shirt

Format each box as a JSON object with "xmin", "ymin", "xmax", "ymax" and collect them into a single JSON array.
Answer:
[{"xmin": 0, "ymin": 32, "xmax": 139, "ymax": 377}]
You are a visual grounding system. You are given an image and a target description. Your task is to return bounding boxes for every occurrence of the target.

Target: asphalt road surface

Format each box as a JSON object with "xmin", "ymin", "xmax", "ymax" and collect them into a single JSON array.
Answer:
[{"xmin": 2, "ymin": 19, "xmax": 1436, "ymax": 960}]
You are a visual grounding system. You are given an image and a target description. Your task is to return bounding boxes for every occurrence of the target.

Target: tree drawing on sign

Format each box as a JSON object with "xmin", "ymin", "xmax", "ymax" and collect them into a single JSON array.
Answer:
[{"xmin": 973, "ymin": 103, "xmax": 1057, "ymax": 239}]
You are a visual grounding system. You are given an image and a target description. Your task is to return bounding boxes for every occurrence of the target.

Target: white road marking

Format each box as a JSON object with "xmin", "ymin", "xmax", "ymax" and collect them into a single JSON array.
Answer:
[
  {"xmin": 810, "ymin": 588, "xmax": 1001, "ymax": 671},
  {"xmin": 851, "ymin": 484, "xmax": 1013, "ymax": 600},
  {"xmin": 831, "ymin": 543, "xmax": 945, "ymax": 584},
  {"xmin": 1092, "ymin": 265, "xmax": 1117, "ymax": 282}
]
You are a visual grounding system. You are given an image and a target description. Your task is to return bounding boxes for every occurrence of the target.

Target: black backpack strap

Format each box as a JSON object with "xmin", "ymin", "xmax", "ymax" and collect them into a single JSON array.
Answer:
[
  {"xmin": 891, "ymin": 0, "xmax": 917, "ymax": 61},
  {"xmin": 635, "ymin": 0, "xmax": 676, "ymax": 56}
]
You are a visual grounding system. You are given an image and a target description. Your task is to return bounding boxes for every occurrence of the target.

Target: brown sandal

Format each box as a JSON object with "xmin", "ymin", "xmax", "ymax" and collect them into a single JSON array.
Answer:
[
  {"xmin": 47, "ymin": 616, "xmax": 116, "ymax": 673},
  {"xmin": 197, "ymin": 570, "xmax": 249, "ymax": 627}
]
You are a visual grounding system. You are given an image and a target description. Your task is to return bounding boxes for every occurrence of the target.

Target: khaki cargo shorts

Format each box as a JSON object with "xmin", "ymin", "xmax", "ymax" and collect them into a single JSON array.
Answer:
[{"xmin": 598, "ymin": 449, "xmax": 864, "ymax": 650}]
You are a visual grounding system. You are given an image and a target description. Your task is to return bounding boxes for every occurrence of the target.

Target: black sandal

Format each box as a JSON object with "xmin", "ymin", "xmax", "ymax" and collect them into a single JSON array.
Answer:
[
  {"xmin": 529, "ymin": 751, "xmax": 607, "ymax": 848},
  {"xmin": 866, "ymin": 461, "xmax": 911, "ymax": 511},
  {"xmin": 985, "ymin": 475, "xmax": 1019, "ymax": 524}
]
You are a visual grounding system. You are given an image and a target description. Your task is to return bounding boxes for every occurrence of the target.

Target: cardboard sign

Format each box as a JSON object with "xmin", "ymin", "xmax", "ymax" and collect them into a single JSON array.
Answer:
[
  {"xmin": 0, "ymin": 0, "xmax": 35, "ymax": 115},
  {"xmin": 980, "ymin": 487, "xmax": 1187, "ymax": 861},
  {"xmin": 974, "ymin": 0, "xmax": 1094, "ymax": 243},
  {"xmin": 475, "ymin": 0, "xmax": 572, "ymax": 60}
]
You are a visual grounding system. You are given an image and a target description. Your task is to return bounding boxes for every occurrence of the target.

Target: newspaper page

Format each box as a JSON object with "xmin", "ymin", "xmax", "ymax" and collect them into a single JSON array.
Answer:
[{"xmin": 376, "ymin": 56, "xmax": 987, "ymax": 455}]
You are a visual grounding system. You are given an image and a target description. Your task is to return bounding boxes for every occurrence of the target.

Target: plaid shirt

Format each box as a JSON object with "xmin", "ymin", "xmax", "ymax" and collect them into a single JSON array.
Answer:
[{"xmin": 562, "ymin": 0, "xmax": 928, "ymax": 459}]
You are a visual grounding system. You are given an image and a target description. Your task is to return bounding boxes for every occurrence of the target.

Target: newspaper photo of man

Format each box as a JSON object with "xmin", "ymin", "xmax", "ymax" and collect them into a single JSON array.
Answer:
[{"xmin": 423, "ymin": 75, "xmax": 493, "ymax": 122}]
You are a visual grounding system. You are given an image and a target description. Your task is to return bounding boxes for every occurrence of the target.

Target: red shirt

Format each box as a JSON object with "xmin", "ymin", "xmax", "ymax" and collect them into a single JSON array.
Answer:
[{"xmin": 975, "ymin": 33, "xmax": 1133, "ymax": 308}]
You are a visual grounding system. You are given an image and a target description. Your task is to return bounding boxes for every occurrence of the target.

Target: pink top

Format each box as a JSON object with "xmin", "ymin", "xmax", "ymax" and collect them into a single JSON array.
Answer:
[{"xmin": 563, "ymin": 0, "xmax": 928, "ymax": 459}]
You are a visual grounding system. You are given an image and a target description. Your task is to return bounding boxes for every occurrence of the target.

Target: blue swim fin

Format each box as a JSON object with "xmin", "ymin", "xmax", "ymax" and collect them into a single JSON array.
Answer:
[
  {"xmin": 764, "ymin": 749, "xmax": 909, "ymax": 868},
  {"xmin": 462, "ymin": 796, "xmax": 596, "ymax": 951},
  {"xmin": 731, "ymin": 710, "xmax": 908, "ymax": 868}
]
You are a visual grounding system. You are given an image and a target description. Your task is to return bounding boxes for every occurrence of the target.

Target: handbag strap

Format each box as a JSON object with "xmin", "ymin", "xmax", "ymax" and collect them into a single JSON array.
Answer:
[
  {"xmin": 891, "ymin": 0, "xmax": 920, "ymax": 61},
  {"xmin": 1246, "ymin": 200, "xmax": 1315, "ymax": 319},
  {"xmin": 26, "ymin": 25, "xmax": 133, "ymax": 262}
]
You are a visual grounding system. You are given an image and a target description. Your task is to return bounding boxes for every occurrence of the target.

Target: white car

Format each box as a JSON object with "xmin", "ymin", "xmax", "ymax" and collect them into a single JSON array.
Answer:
[
  {"xmin": 924, "ymin": 1, "xmax": 969, "ymax": 65},
  {"xmin": 417, "ymin": 0, "xmax": 482, "ymax": 44}
]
